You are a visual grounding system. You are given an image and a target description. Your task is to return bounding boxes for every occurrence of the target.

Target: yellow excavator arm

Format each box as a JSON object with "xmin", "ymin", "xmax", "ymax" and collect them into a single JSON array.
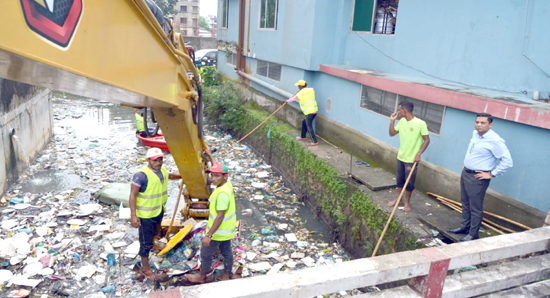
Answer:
[{"xmin": 0, "ymin": 0, "xmax": 210, "ymax": 199}]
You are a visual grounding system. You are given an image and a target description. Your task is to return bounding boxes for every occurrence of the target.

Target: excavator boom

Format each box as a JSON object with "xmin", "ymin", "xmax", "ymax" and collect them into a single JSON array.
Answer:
[{"xmin": 0, "ymin": 0, "xmax": 210, "ymax": 199}]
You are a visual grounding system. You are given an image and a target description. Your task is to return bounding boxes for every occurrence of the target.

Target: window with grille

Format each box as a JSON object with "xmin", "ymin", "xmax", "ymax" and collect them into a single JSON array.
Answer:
[
  {"xmin": 352, "ymin": 0, "xmax": 399, "ymax": 34},
  {"xmin": 182, "ymin": 17, "xmax": 187, "ymax": 24},
  {"xmin": 221, "ymin": 0, "xmax": 228, "ymax": 28},
  {"xmin": 399, "ymin": 96, "xmax": 445, "ymax": 134},
  {"xmin": 193, "ymin": 6, "xmax": 198, "ymax": 13},
  {"xmin": 360, "ymin": 86, "xmax": 397, "ymax": 117},
  {"xmin": 360, "ymin": 85, "xmax": 445, "ymax": 134},
  {"xmin": 226, "ymin": 53, "xmax": 236, "ymax": 66},
  {"xmin": 259, "ymin": 0, "xmax": 278, "ymax": 29},
  {"xmin": 180, "ymin": 5, "xmax": 187, "ymax": 12},
  {"xmin": 256, "ymin": 60, "xmax": 281, "ymax": 81}
]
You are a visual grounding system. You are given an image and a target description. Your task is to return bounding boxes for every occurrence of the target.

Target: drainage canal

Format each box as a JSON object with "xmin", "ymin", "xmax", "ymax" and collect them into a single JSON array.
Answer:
[{"xmin": 0, "ymin": 94, "xmax": 365, "ymax": 296}]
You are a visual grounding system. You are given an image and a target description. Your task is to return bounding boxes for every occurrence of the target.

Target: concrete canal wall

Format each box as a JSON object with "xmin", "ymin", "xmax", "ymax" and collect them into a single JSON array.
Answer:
[
  {"xmin": 235, "ymin": 82, "xmax": 545, "ymax": 231},
  {"xmin": 0, "ymin": 79, "xmax": 52, "ymax": 196},
  {"xmin": 217, "ymin": 83, "xmax": 420, "ymax": 258}
]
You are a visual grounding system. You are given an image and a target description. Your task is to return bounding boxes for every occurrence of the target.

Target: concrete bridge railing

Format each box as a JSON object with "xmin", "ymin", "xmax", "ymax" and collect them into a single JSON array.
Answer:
[{"xmin": 139, "ymin": 226, "xmax": 550, "ymax": 298}]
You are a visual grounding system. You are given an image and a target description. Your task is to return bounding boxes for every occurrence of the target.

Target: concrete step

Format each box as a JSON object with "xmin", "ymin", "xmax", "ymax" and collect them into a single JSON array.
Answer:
[
  {"xmin": 354, "ymin": 253, "xmax": 550, "ymax": 298},
  {"xmin": 350, "ymin": 164, "xmax": 397, "ymax": 191},
  {"xmin": 479, "ymin": 278, "xmax": 550, "ymax": 297}
]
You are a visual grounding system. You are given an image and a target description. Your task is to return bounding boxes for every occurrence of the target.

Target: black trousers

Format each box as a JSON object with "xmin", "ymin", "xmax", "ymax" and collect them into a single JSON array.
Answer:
[
  {"xmin": 200, "ymin": 239, "xmax": 233, "ymax": 274},
  {"xmin": 301, "ymin": 113, "xmax": 317, "ymax": 143},
  {"xmin": 138, "ymin": 212, "xmax": 163, "ymax": 257},
  {"xmin": 460, "ymin": 170, "xmax": 490, "ymax": 237}
]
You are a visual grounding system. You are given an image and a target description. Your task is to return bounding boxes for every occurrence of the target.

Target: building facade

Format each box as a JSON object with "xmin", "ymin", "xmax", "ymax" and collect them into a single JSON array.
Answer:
[
  {"xmin": 175, "ymin": 0, "xmax": 200, "ymax": 36},
  {"xmin": 207, "ymin": 14, "xmax": 217, "ymax": 37},
  {"xmin": 216, "ymin": 0, "xmax": 550, "ymax": 223}
]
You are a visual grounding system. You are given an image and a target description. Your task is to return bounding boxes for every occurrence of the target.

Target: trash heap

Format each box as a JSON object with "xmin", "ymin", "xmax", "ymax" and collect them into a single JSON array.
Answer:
[{"xmin": 0, "ymin": 97, "xmax": 365, "ymax": 297}]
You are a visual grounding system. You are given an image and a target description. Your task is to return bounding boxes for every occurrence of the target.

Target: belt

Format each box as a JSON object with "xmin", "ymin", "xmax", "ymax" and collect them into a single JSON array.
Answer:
[{"xmin": 464, "ymin": 167, "xmax": 489, "ymax": 174}]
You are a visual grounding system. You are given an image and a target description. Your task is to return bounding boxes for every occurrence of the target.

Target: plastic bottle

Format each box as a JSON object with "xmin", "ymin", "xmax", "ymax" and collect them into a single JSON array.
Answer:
[{"xmin": 101, "ymin": 285, "xmax": 115, "ymax": 293}]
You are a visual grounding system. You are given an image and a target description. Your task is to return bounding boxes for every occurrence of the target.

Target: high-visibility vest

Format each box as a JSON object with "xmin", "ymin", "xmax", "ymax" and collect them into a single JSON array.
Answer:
[
  {"xmin": 206, "ymin": 181, "xmax": 237, "ymax": 241},
  {"xmin": 296, "ymin": 88, "xmax": 318, "ymax": 115},
  {"xmin": 135, "ymin": 113, "xmax": 145, "ymax": 132},
  {"xmin": 136, "ymin": 166, "xmax": 168, "ymax": 219}
]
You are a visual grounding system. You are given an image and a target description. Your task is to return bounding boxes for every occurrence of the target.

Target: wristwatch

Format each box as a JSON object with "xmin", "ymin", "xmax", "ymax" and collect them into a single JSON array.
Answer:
[{"xmin": 206, "ymin": 234, "xmax": 212, "ymax": 238}]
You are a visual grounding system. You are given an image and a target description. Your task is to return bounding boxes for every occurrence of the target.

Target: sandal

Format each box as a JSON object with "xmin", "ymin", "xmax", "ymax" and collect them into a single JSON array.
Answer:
[{"xmin": 307, "ymin": 142, "xmax": 319, "ymax": 146}]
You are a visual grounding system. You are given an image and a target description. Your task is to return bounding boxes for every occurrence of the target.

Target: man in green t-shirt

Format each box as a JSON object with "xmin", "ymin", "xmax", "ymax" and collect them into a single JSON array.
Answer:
[{"xmin": 388, "ymin": 101, "xmax": 430, "ymax": 212}]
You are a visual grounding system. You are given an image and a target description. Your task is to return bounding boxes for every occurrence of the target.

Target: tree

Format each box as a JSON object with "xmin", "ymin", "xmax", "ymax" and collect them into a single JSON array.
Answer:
[
  {"xmin": 152, "ymin": 0, "xmax": 177, "ymax": 17},
  {"xmin": 200, "ymin": 16, "xmax": 211, "ymax": 31}
]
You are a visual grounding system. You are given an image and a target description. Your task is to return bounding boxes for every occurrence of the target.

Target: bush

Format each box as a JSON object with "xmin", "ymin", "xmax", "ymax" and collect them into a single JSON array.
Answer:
[
  {"xmin": 198, "ymin": 66, "xmax": 219, "ymax": 87},
  {"xmin": 203, "ymin": 81, "xmax": 245, "ymax": 131}
]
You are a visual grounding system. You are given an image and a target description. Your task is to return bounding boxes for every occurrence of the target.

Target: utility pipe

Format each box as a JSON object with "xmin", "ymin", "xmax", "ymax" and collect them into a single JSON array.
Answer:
[
  {"xmin": 247, "ymin": 0, "xmax": 251, "ymax": 55},
  {"xmin": 236, "ymin": 70, "xmax": 293, "ymax": 98},
  {"xmin": 237, "ymin": 0, "xmax": 247, "ymax": 83}
]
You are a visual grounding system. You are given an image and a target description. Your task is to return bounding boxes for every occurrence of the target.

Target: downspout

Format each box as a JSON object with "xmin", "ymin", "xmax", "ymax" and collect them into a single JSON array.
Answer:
[
  {"xmin": 247, "ymin": 0, "xmax": 251, "ymax": 56},
  {"xmin": 237, "ymin": 0, "xmax": 247, "ymax": 83},
  {"xmin": 236, "ymin": 70, "xmax": 293, "ymax": 98}
]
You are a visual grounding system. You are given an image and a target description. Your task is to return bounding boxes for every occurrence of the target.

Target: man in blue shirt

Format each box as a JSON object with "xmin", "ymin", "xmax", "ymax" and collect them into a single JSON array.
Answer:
[{"xmin": 447, "ymin": 113, "xmax": 513, "ymax": 242}]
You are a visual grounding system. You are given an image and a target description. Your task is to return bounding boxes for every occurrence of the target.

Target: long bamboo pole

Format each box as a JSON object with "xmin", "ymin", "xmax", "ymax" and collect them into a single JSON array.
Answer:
[
  {"xmin": 165, "ymin": 180, "xmax": 185, "ymax": 241},
  {"xmin": 427, "ymin": 192, "xmax": 532, "ymax": 230},
  {"xmin": 434, "ymin": 196, "xmax": 516, "ymax": 233},
  {"xmin": 437, "ymin": 199, "xmax": 505, "ymax": 235},
  {"xmin": 372, "ymin": 162, "xmax": 417, "ymax": 257},
  {"xmin": 220, "ymin": 102, "xmax": 287, "ymax": 154}
]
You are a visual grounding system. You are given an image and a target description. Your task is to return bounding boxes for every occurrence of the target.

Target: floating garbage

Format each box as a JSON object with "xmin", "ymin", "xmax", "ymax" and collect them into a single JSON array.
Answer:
[{"xmin": 0, "ymin": 96, "xmax": 354, "ymax": 297}]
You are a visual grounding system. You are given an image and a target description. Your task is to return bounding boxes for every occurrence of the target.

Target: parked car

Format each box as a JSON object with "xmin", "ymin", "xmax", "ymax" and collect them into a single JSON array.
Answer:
[{"xmin": 194, "ymin": 49, "xmax": 217, "ymax": 67}]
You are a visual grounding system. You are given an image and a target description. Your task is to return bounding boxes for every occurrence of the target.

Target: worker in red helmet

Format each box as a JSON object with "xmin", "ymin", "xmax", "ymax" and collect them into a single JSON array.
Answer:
[{"xmin": 185, "ymin": 163, "xmax": 237, "ymax": 283}]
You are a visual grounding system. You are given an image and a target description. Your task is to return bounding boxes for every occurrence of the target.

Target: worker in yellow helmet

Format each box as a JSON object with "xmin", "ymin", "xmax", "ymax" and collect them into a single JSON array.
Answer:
[
  {"xmin": 129, "ymin": 148, "xmax": 182, "ymax": 282},
  {"xmin": 286, "ymin": 80, "xmax": 319, "ymax": 146},
  {"xmin": 185, "ymin": 163, "xmax": 237, "ymax": 283}
]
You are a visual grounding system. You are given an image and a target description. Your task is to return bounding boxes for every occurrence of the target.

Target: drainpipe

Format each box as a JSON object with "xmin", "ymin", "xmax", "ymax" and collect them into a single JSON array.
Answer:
[
  {"xmin": 236, "ymin": 70, "xmax": 293, "ymax": 99},
  {"xmin": 237, "ymin": 0, "xmax": 247, "ymax": 83},
  {"xmin": 247, "ymin": 0, "xmax": 251, "ymax": 56}
]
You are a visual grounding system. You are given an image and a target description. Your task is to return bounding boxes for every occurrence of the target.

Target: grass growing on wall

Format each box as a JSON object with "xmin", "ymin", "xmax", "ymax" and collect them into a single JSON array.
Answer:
[{"xmin": 203, "ymin": 81, "xmax": 420, "ymax": 257}]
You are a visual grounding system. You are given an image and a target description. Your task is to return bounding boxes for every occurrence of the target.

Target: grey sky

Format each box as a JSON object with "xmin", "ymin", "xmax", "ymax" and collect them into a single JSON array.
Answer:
[{"xmin": 201, "ymin": 0, "xmax": 217, "ymax": 17}]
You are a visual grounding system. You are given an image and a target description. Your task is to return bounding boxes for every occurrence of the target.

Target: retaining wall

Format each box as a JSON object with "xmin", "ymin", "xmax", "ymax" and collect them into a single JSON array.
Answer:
[
  {"xmin": 237, "ymin": 83, "xmax": 545, "ymax": 230},
  {"xmin": 184, "ymin": 36, "xmax": 218, "ymax": 51},
  {"xmin": 0, "ymin": 79, "xmax": 52, "ymax": 196},
  {"xmin": 228, "ymin": 85, "xmax": 420, "ymax": 258}
]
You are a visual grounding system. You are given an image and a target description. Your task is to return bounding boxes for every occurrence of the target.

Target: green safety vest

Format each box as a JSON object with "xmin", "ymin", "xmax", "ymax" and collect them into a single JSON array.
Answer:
[
  {"xmin": 135, "ymin": 113, "xmax": 145, "ymax": 132},
  {"xmin": 297, "ymin": 88, "xmax": 318, "ymax": 115},
  {"xmin": 206, "ymin": 181, "xmax": 237, "ymax": 241},
  {"xmin": 136, "ymin": 166, "xmax": 168, "ymax": 219}
]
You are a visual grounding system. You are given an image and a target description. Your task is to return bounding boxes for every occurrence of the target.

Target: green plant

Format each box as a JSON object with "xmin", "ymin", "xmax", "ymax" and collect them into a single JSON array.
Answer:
[
  {"xmin": 202, "ymin": 81, "xmax": 245, "ymax": 131},
  {"xmin": 203, "ymin": 84, "xmax": 421, "ymax": 256},
  {"xmin": 198, "ymin": 66, "xmax": 220, "ymax": 87}
]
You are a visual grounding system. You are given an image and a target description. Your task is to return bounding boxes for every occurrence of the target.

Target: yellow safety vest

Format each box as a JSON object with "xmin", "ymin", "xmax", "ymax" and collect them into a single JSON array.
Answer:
[
  {"xmin": 206, "ymin": 181, "xmax": 237, "ymax": 241},
  {"xmin": 135, "ymin": 113, "xmax": 145, "ymax": 132},
  {"xmin": 296, "ymin": 88, "xmax": 318, "ymax": 115},
  {"xmin": 136, "ymin": 166, "xmax": 168, "ymax": 219}
]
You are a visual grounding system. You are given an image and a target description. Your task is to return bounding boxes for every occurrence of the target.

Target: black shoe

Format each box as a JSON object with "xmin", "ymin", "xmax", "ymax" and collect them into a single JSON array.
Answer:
[
  {"xmin": 459, "ymin": 235, "xmax": 479, "ymax": 242},
  {"xmin": 447, "ymin": 227, "xmax": 469, "ymax": 234}
]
